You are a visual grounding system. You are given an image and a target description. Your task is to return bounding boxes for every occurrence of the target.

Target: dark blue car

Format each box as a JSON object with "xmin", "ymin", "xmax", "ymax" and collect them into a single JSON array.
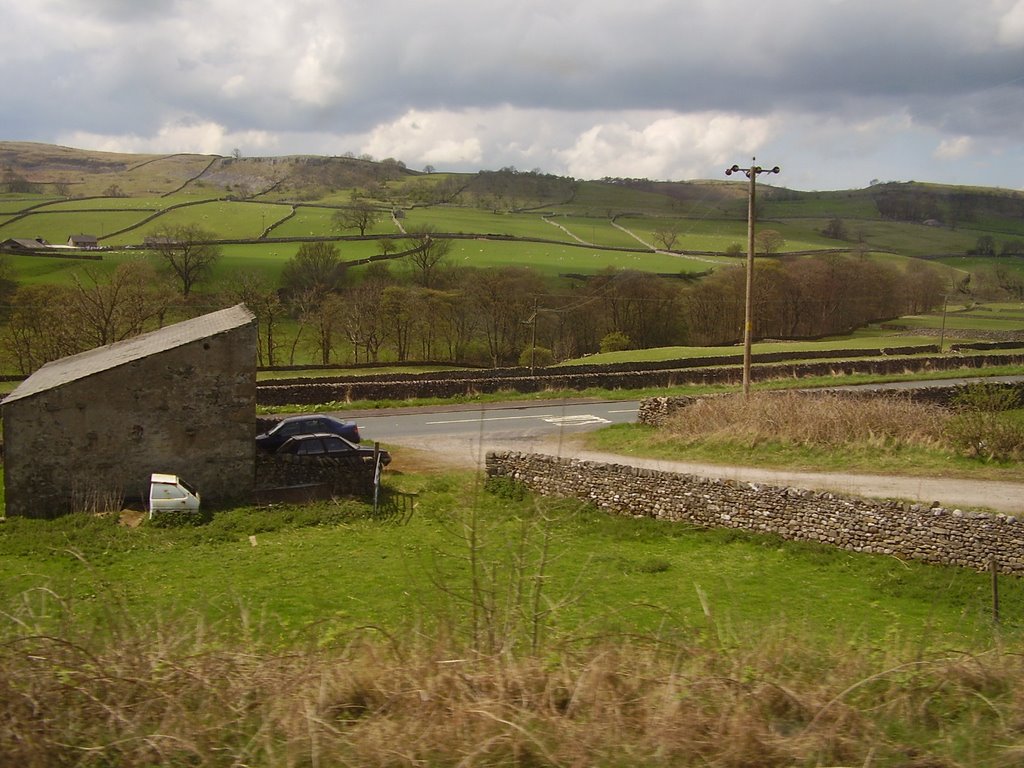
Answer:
[{"xmin": 256, "ymin": 415, "xmax": 361, "ymax": 452}]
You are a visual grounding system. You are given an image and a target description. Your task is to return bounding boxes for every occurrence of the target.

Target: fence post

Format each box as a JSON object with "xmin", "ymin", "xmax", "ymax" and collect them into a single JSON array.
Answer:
[{"xmin": 991, "ymin": 555, "xmax": 1001, "ymax": 625}]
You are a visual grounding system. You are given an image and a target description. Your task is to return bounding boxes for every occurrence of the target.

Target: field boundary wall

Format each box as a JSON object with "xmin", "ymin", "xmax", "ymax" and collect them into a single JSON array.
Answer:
[
  {"xmin": 485, "ymin": 451, "xmax": 1024, "ymax": 575},
  {"xmin": 256, "ymin": 351, "xmax": 1024, "ymax": 405}
]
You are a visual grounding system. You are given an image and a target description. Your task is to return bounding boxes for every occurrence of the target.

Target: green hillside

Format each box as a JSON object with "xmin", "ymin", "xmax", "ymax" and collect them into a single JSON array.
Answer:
[
  {"xmin": 3, "ymin": 142, "xmax": 1022, "ymax": 263},
  {"xmin": 1, "ymin": 141, "xmax": 1023, "ymax": 372}
]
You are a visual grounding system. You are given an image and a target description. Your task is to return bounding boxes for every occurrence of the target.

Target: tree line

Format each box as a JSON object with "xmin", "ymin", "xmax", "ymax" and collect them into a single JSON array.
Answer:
[{"xmin": 0, "ymin": 226, "xmax": 949, "ymax": 374}]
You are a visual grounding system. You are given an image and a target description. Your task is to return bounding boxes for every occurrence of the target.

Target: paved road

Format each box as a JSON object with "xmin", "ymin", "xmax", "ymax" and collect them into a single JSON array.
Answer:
[
  {"xmin": 346, "ymin": 402, "xmax": 1024, "ymax": 515},
  {"xmin": 333, "ymin": 379, "xmax": 1024, "ymax": 515}
]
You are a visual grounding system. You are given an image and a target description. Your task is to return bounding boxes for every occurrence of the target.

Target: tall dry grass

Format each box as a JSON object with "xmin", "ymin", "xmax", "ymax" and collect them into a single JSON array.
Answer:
[
  {"xmin": 663, "ymin": 392, "xmax": 951, "ymax": 450},
  {"xmin": 2, "ymin": 598, "xmax": 1022, "ymax": 767}
]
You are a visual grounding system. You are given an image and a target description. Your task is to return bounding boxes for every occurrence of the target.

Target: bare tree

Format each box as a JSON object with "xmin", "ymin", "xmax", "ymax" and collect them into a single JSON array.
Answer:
[
  {"xmin": 3, "ymin": 262, "xmax": 170, "ymax": 373},
  {"xmin": 652, "ymin": 227, "xmax": 679, "ymax": 251},
  {"xmin": 332, "ymin": 201, "xmax": 380, "ymax": 236},
  {"xmin": 148, "ymin": 225, "xmax": 222, "ymax": 297},
  {"xmin": 280, "ymin": 241, "xmax": 346, "ymax": 298},
  {"xmin": 406, "ymin": 225, "xmax": 452, "ymax": 288},
  {"xmin": 464, "ymin": 267, "xmax": 544, "ymax": 366},
  {"xmin": 3, "ymin": 285, "xmax": 77, "ymax": 373},
  {"xmin": 755, "ymin": 229, "xmax": 785, "ymax": 255},
  {"xmin": 68, "ymin": 261, "xmax": 169, "ymax": 347},
  {"xmin": 223, "ymin": 271, "xmax": 285, "ymax": 366}
]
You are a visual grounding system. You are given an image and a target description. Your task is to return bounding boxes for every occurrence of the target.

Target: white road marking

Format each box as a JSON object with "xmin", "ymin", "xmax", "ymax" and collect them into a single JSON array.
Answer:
[
  {"xmin": 426, "ymin": 414, "xmax": 555, "ymax": 425},
  {"xmin": 542, "ymin": 415, "xmax": 612, "ymax": 426}
]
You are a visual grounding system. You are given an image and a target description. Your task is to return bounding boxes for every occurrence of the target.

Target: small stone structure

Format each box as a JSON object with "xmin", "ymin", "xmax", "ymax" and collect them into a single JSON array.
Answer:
[
  {"xmin": 254, "ymin": 452, "xmax": 378, "ymax": 503},
  {"xmin": 486, "ymin": 451, "xmax": 1024, "ymax": 575},
  {"xmin": 2, "ymin": 305, "xmax": 257, "ymax": 518}
]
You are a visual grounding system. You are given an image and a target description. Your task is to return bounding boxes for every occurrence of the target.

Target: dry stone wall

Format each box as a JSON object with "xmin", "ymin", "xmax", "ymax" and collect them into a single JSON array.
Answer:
[
  {"xmin": 486, "ymin": 451, "xmax": 1024, "ymax": 575},
  {"xmin": 257, "ymin": 352, "xmax": 1024, "ymax": 406},
  {"xmin": 255, "ymin": 452, "xmax": 375, "ymax": 497}
]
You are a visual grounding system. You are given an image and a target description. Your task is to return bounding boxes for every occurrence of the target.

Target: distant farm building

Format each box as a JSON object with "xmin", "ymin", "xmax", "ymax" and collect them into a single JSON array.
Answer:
[
  {"xmin": 67, "ymin": 234, "xmax": 99, "ymax": 248},
  {"xmin": 2, "ymin": 305, "xmax": 257, "ymax": 519},
  {"xmin": 1, "ymin": 237, "xmax": 49, "ymax": 251}
]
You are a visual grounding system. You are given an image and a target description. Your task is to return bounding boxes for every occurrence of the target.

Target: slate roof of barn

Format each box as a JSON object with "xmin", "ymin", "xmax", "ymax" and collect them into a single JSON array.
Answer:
[{"xmin": 1, "ymin": 304, "xmax": 255, "ymax": 405}]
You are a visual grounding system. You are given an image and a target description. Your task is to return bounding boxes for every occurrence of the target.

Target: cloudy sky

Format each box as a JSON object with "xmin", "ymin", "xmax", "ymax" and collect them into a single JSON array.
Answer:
[{"xmin": 4, "ymin": 0, "xmax": 1024, "ymax": 191}]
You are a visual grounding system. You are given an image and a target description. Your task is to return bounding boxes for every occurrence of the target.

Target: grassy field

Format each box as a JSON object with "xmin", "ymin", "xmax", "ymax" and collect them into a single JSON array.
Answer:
[
  {"xmin": 401, "ymin": 208, "xmax": 569, "ymax": 239},
  {"xmin": 554, "ymin": 335, "xmax": 943, "ymax": 366},
  {"xmin": 0, "ymin": 467, "xmax": 1017, "ymax": 649},
  {"xmin": 2, "ymin": 463, "xmax": 1022, "ymax": 764}
]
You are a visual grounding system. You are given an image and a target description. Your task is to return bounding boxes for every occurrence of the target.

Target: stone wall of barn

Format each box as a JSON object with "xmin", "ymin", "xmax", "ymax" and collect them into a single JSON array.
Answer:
[{"xmin": 3, "ymin": 325, "xmax": 256, "ymax": 518}]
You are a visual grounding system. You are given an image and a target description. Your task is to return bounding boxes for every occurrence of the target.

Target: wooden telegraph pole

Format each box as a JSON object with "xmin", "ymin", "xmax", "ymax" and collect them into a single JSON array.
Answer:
[{"xmin": 725, "ymin": 159, "xmax": 780, "ymax": 397}]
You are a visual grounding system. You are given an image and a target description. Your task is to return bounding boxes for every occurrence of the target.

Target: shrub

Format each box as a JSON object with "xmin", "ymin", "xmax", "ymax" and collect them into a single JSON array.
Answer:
[
  {"xmin": 599, "ymin": 331, "xmax": 632, "ymax": 353},
  {"xmin": 947, "ymin": 384, "xmax": 1024, "ymax": 461},
  {"xmin": 484, "ymin": 476, "xmax": 528, "ymax": 500},
  {"xmin": 518, "ymin": 345, "xmax": 554, "ymax": 368}
]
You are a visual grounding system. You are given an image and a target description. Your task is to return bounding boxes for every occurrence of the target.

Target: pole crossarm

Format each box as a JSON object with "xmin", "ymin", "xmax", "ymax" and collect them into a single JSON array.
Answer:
[{"xmin": 724, "ymin": 158, "xmax": 781, "ymax": 398}]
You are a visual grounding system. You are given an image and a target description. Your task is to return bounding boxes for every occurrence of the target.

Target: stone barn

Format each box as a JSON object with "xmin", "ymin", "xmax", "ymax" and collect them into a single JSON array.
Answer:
[{"xmin": 2, "ymin": 304, "xmax": 257, "ymax": 518}]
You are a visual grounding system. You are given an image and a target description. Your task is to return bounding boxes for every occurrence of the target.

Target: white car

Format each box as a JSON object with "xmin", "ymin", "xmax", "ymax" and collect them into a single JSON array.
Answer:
[{"xmin": 148, "ymin": 473, "xmax": 201, "ymax": 517}]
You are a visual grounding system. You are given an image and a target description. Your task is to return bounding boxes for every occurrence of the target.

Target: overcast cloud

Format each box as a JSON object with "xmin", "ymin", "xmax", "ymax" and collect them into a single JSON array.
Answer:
[{"xmin": 3, "ymin": 0, "xmax": 1024, "ymax": 190}]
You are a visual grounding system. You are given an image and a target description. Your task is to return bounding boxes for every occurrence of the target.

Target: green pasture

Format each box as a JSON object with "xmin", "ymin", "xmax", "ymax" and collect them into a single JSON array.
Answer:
[
  {"xmin": 0, "ymin": 211, "xmax": 151, "ymax": 244},
  {"xmin": 614, "ymin": 216, "xmax": 839, "ymax": 253},
  {"xmin": 0, "ymin": 476, "xmax": 1018, "ymax": 649},
  {"xmin": 31, "ymin": 197, "xmax": 164, "ymax": 212},
  {"xmin": 760, "ymin": 189, "xmax": 881, "ymax": 219},
  {"xmin": 616, "ymin": 215, "xmax": 745, "ymax": 251},
  {"xmin": 557, "ymin": 180, "xmax": 740, "ymax": 218},
  {"xmin": 844, "ymin": 220, "xmax": 983, "ymax": 256},
  {"xmin": 757, "ymin": 218, "xmax": 866, "ymax": 250},
  {"xmin": 888, "ymin": 312, "xmax": 1024, "ymax": 332},
  {"xmin": 5, "ymin": 250, "xmax": 139, "ymax": 286},
  {"xmin": 957, "ymin": 301, "xmax": 1024, "ymax": 315},
  {"xmin": 967, "ymin": 213, "xmax": 1024, "ymax": 238},
  {"xmin": 105, "ymin": 200, "xmax": 289, "ymax": 244},
  {"xmin": 214, "ymin": 240, "xmax": 386, "ymax": 284},
  {"xmin": 938, "ymin": 254, "xmax": 1024, "ymax": 280},
  {"xmin": 3, "ymin": 238, "xmax": 710, "ymax": 293},
  {"xmin": 555, "ymin": 335, "xmax": 943, "ymax": 366},
  {"xmin": 0, "ymin": 194, "xmax": 61, "ymax": 214},
  {"xmin": 265, "ymin": 205, "xmax": 338, "ymax": 238},
  {"xmin": 399, "ymin": 207, "xmax": 566, "ymax": 240},
  {"xmin": 441, "ymin": 238, "xmax": 708, "ymax": 276},
  {"xmin": 549, "ymin": 215, "xmax": 645, "ymax": 248}
]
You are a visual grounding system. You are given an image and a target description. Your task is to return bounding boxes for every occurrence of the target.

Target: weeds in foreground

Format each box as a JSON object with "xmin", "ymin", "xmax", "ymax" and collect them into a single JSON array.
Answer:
[{"xmin": 2, "ymin": 596, "xmax": 1022, "ymax": 767}]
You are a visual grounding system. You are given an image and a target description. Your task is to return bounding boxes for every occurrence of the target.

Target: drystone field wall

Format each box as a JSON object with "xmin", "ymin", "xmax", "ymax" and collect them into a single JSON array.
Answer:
[
  {"xmin": 486, "ymin": 451, "xmax": 1024, "ymax": 575},
  {"xmin": 255, "ymin": 453, "xmax": 375, "ymax": 497},
  {"xmin": 257, "ymin": 351, "xmax": 1024, "ymax": 406}
]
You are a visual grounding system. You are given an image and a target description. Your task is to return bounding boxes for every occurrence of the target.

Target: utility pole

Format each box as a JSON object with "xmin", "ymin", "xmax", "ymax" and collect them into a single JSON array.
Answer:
[
  {"xmin": 938, "ymin": 294, "xmax": 949, "ymax": 352},
  {"xmin": 725, "ymin": 159, "xmax": 780, "ymax": 397}
]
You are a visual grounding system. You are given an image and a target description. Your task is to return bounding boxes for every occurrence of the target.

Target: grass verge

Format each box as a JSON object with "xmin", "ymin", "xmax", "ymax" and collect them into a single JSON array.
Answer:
[{"xmin": 584, "ymin": 390, "xmax": 1024, "ymax": 482}]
